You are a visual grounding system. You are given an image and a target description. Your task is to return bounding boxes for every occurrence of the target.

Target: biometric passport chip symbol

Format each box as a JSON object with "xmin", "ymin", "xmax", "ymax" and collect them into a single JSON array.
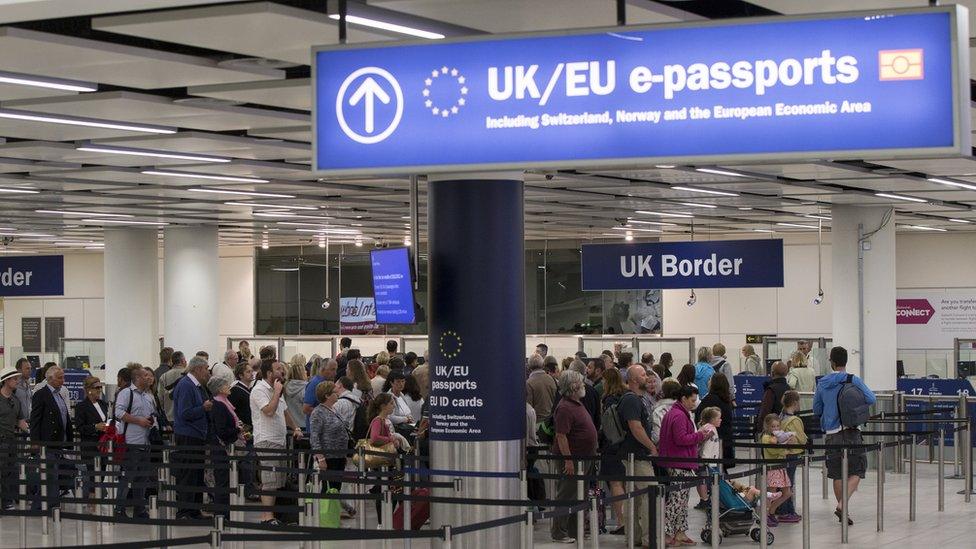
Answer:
[{"xmin": 878, "ymin": 49, "xmax": 924, "ymax": 81}]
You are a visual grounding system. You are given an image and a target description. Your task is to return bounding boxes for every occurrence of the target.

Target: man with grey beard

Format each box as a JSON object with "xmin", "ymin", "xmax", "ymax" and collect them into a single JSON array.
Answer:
[{"xmin": 550, "ymin": 370, "xmax": 598, "ymax": 544}]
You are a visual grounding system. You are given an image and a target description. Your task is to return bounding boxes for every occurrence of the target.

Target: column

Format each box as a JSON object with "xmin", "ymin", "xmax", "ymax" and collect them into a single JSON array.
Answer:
[
  {"xmin": 831, "ymin": 205, "xmax": 897, "ymax": 390},
  {"xmin": 104, "ymin": 229, "xmax": 159, "ymax": 383},
  {"xmin": 163, "ymin": 226, "xmax": 219, "ymax": 360},
  {"xmin": 428, "ymin": 172, "xmax": 524, "ymax": 548}
]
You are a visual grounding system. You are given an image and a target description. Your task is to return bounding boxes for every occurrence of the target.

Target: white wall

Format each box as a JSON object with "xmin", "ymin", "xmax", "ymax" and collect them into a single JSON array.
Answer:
[{"xmin": 1, "ymin": 247, "xmax": 255, "ymax": 365}]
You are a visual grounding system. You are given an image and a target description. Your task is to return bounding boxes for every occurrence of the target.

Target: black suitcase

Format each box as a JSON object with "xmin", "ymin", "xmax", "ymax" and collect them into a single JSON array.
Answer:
[{"xmin": 274, "ymin": 478, "xmax": 300, "ymax": 525}]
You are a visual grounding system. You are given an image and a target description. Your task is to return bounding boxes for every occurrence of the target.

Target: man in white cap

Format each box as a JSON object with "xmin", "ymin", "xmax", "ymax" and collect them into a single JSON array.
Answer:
[{"xmin": 0, "ymin": 366, "xmax": 29, "ymax": 509}]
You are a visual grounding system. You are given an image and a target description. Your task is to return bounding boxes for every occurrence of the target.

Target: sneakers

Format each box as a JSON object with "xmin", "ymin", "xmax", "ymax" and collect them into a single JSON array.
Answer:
[
  {"xmin": 766, "ymin": 514, "xmax": 779, "ymax": 528},
  {"xmin": 552, "ymin": 538, "xmax": 576, "ymax": 544},
  {"xmin": 777, "ymin": 513, "xmax": 801, "ymax": 523},
  {"xmin": 834, "ymin": 509, "xmax": 854, "ymax": 525}
]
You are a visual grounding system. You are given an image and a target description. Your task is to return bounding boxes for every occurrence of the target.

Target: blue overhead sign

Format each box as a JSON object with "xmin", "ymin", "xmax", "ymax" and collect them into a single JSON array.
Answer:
[
  {"xmin": 0, "ymin": 255, "xmax": 63, "ymax": 297},
  {"xmin": 313, "ymin": 7, "xmax": 969, "ymax": 175},
  {"xmin": 370, "ymin": 247, "xmax": 417, "ymax": 324},
  {"xmin": 581, "ymin": 239, "xmax": 783, "ymax": 290}
]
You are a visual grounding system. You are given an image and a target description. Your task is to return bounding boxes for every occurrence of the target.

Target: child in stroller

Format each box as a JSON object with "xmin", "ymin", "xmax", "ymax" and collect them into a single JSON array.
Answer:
[{"xmin": 700, "ymin": 476, "xmax": 775, "ymax": 545}]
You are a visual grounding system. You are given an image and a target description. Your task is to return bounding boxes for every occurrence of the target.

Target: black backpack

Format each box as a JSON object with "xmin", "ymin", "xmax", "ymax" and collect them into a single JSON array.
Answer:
[{"xmin": 347, "ymin": 393, "xmax": 371, "ymax": 441}]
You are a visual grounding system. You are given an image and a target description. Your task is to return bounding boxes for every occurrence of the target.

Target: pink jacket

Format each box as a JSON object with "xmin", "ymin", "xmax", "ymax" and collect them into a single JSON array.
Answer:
[{"xmin": 659, "ymin": 404, "xmax": 708, "ymax": 469}]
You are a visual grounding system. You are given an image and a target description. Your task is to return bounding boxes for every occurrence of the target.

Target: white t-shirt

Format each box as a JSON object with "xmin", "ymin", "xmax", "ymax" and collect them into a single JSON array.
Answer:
[
  {"xmin": 250, "ymin": 379, "xmax": 289, "ymax": 446},
  {"xmin": 700, "ymin": 423, "xmax": 722, "ymax": 460}
]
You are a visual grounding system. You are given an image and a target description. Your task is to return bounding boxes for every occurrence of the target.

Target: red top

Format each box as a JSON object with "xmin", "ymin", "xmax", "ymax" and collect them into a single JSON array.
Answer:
[
  {"xmin": 659, "ymin": 404, "xmax": 708, "ymax": 469},
  {"xmin": 369, "ymin": 416, "xmax": 395, "ymax": 445}
]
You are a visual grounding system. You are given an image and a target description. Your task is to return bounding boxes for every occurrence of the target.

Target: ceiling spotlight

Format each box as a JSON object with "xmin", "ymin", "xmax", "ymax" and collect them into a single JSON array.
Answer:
[
  {"xmin": 318, "ymin": 235, "xmax": 326, "ymax": 248},
  {"xmin": 654, "ymin": 164, "xmax": 676, "ymax": 169},
  {"xmin": 354, "ymin": 239, "xmax": 363, "ymax": 247},
  {"xmin": 404, "ymin": 237, "xmax": 412, "ymax": 246},
  {"xmin": 813, "ymin": 289, "xmax": 825, "ymax": 305},
  {"xmin": 686, "ymin": 289, "xmax": 697, "ymax": 307},
  {"xmin": 261, "ymin": 241, "xmax": 269, "ymax": 250},
  {"xmin": 624, "ymin": 231, "xmax": 634, "ymax": 241}
]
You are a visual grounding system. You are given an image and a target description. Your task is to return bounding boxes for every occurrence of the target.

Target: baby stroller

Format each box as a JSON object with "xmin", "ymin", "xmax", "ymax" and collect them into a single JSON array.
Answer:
[{"xmin": 700, "ymin": 475, "xmax": 773, "ymax": 545}]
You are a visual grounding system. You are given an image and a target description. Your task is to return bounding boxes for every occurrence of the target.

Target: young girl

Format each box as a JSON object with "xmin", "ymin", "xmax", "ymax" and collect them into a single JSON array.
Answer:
[
  {"xmin": 695, "ymin": 407, "xmax": 722, "ymax": 506},
  {"xmin": 760, "ymin": 414, "xmax": 794, "ymax": 527},
  {"xmin": 775, "ymin": 391, "xmax": 807, "ymax": 523}
]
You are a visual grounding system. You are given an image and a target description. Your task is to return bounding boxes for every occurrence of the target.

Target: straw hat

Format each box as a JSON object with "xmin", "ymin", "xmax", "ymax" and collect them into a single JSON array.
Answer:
[{"xmin": 0, "ymin": 367, "xmax": 22, "ymax": 384}]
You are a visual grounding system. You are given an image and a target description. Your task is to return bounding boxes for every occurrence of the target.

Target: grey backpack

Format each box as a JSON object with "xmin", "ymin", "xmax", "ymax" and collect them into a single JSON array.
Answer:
[{"xmin": 836, "ymin": 374, "xmax": 870, "ymax": 428}]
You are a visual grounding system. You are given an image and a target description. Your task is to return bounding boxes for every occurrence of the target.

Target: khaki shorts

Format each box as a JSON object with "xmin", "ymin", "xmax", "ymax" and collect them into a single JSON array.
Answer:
[{"xmin": 255, "ymin": 440, "xmax": 287, "ymax": 490}]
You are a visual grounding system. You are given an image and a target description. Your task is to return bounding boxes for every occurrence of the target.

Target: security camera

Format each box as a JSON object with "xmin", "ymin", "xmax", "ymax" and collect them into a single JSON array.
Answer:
[
  {"xmin": 321, "ymin": 300, "xmax": 331, "ymax": 310},
  {"xmin": 545, "ymin": 174, "xmax": 554, "ymax": 180},
  {"xmin": 1, "ymin": 236, "xmax": 13, "ymax": 245},
  {"xmin": 686, "ymin": 290, "xmax": 697, "ymax": 307},
  {"xmin": 813, "ymin": 290, "xmax": 825, "ymax": 305}
]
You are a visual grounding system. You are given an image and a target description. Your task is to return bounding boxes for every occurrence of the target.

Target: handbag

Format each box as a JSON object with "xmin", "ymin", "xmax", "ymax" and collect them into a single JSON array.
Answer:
[
  {"xmin": 352, "ymin": 439, "xmax": 396, "ymax": 469},
  {"xmin": 318, "ymin": 488, "xmax": 342, "ymax": 527},
  {"xmin": 98, "ymin": 393, "xmax": 133, "ymax": 463}
]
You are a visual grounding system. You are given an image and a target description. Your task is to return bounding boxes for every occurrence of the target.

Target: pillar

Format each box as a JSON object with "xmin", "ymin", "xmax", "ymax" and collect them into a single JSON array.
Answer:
[
  {"xmin": 831, "ymin": 205, "xmax": 897, "ymax": 390},
  {"xmin": 428, "ymin": 172, "xmax": 524, "ymax": 548},
  {"xmin": 163, "ymin": 226, "xmax": 219, "ymax": 361},
  {"xmin": 104, "ymin": 229, "xmax": 159, "ymax": 382}
]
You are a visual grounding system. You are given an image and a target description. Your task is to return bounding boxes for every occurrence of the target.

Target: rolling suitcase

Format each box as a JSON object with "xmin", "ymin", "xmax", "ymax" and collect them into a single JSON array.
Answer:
[{"xmin": 392, "ymin": 488, "xmax": 430, "ymax": 530}]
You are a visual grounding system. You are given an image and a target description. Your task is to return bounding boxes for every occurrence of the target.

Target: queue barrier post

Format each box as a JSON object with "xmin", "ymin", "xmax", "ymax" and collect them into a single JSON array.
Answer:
[
  {"xmin": 710, "ymin": 470, "xmax": 719, "ymax": 548},
  {"xmin": 894, "ymin": 392, "xmax": 905, "ymax": 474},
  {"xmin": 52, "ymin": 506, "xmax": 61, "ymax": 547},
  {"xmin": 909, "ymin": 435, "xmax": 917, "ymax": 522},
  {"xmin": 626, "ymin": 454, "xmax": 634, "ymax": 549},
  {"xmin": 802, "ymin": 455, "xmax": 811, "ymax": 549},
  {"xmin": 576, "ymin": 461, "xmax": 585, "ymax": 549},
  {"xmin": 821, "ymin": 455, "xmax": 828, "ymax": 500},
  {"xmin": 759, "ymin": 464, "xmax": 768, "ymax": 547},
  {"xmin": 357, "ymin": 446, "xmax": 367, "ymax": 549},
  {"xmin": 442, "ymin": 525, "xmax": 453, "ymax": 549},
  {"xmin": 523, "ymin": 510, "xmax": 534, "ymax": 549},
  {"xmin": 938, "ymin": 428, "xmax": 945, "ymax": 512},
  {"xmin": 150, "ymin": 495, "xmax": 159, "ymax": 542},
  {"xmin": 841, "ymin": 449, "xmax": 849, "ymax": 544},
  {"xmin": 876, "ymin": 442, "xmax": 884, "ymax": 533},
  {"xmin": 403, "ymin": 453, "xmax": 412, "ymax": 549},
  {"xmin": 952, "ymin": 393, "xmax": 964, "ymax": 479},
  {"xmin": 520, "ymin": 469, "xmax": 529, "ymax": 548},
  {"xmin": 655, "ymin": 484, "xmax": 665, "ymax": 549},
  {"xmin": 77, "ymin": 492, "xmax": 85, "ymax": 544},
  {"xmin": 383, "ymin": 468, "xmax": 395, "ymax": 549},
  {"xmin": 40, "ymin": 446, "xmax": 48, "ymax": 536},
  {"xmin": 19, "ymin": 463, "xmax": 27, "ymax": 549},
  {"xmin": 590, "ymin": 490, "xmax": 600, "ymax": 549},
  {"xmin": 216, "ymin": 513, "xmax": 225, "ymax": 545},
  {"xmin": 210, "ymin": 529, "xmax": 220, "ymax": 549}
]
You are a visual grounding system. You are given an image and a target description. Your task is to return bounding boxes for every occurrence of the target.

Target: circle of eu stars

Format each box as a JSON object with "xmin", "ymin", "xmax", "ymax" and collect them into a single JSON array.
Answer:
[
  {"xmin": 423, "ymin": 66, "xmax": 467, "ymax": 118},
  {"xmin": 439, "ymin": 330, "xmax": 463, "ymax": 359}
]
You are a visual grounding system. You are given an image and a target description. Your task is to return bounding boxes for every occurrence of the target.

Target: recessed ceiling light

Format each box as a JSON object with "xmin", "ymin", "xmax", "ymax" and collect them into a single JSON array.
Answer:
[
  {"xmin": 612, "ymin": 226, "xmax": 661, "ymax": 233},
  {"xmin": 77, "ymin": 145, "xmax": 230, "ymax": 163},
  {"xmin": 654, "ymin": 164, "xmax": 676, "ymax": 169},
  {"xmin": 926, "ymin": 177, "xmax": 976, "ymax": 191},
  {"xmin": 678, "ymin": 202, "xmax": 718, "ymax": 209},
  {"xmin": 626, "ymin": 219, "xmax": 676, "ymax": 226},
  {"xmin": 0, "ymin": 187, "xmax": 39, "ymax": 194},
  {"xmin": 696, "ymin": 168, "xmax": 746, "ymax": 177},
  {"xmin": 354, "ymin": 240, "xmax": 363, "ymax": 247},
  {"xmin": 0, "ymin": 108, "xmax": 175, "ymax": 134},
  {"xmin": 187, "ymin": 188, "xmax": 294, "ymax": 198},
  {"xmin": 635, "ymin": 210, "xmax": 693, "ymax": 218},
  {"xmin": 224, "ymin": 202, "xmax": 318, "ymax": 210},
  {"xmin": 672, "ymin": 185, "xmax": 739, "ymax": 197},
  {"xmin": 328, "ymin": 14, "xmax": 445, "ymax": 39},
  {"xmin": 624, "ymin": 232, "xmax": 634, "ymax": 241},
  {"xmin": 875, "ymin": 192, "xmax": 927, "ymax": 203},
  {"xmin": 949, "ymin": 218, "xmax": 972, "ymax": 223},
  {"xmin": 738, "ymin": 207, "xmax": 753, "ymax": 211},
  {"xmin": 80, "ymin": 219, "xmax": 168, "ymax": 226},
  {"xmin": 905, "ymin": 224, "xmax": 948, "ymax": 232},
  {"xmin": 0, "ymin": 70, "xmax": 96, "ymax": 92},
  {"xmin": 143, "ymin": 170, "xmax": 269, "ymax": 184},
  {"xmin": 36, "ymin": 209, "xmax": 134, "ymax": 218},
  {"xmin": 776, "ymin": 222, "xmax": 818, "ymax": 229}
]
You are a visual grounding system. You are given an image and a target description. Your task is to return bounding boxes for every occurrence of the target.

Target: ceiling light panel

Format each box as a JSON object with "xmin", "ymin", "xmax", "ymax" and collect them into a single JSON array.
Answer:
[
  {"xmin": 94, "ymin": 132, "xmax": 310, "ymax": 162},
  {"xmin": 0, "ymin": 26, "xmax": 282, "ymax": 89}
]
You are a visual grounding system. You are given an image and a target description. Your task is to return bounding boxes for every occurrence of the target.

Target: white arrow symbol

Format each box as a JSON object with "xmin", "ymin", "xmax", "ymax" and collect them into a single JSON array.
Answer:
[{"xmin": 348, "ymin": 77, "xmax": 391, "ymax": 134}]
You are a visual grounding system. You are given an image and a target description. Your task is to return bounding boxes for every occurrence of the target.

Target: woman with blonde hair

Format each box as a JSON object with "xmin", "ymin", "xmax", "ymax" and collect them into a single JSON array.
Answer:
[
  {"xmin": 786, "ymin": 350, "xmax": 816, "ymax": 392},
  {"xmin": 284, "ymin": 355, "xmax": 309, "ymax": 428},
  {"xmin": 741, "ymin": 345, "xmax": 761, "ymax": 373},
  {"xmin": 346, "ymin": 359, "xmax": 373, "ymax": 400}
]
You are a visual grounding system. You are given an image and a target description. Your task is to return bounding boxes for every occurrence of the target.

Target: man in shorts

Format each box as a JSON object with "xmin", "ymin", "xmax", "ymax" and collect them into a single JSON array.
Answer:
[
  {"xmin": 250, "ymin": 360, "xmax": 303, "ymax": 526},
  {"xmin": 813, "ymin": 346, "xmax": 875, "ymax": 525}
]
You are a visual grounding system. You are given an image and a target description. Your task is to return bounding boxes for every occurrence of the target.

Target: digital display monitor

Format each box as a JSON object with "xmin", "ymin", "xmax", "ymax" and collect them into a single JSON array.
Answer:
[{"xmin": 370, "ymin": 247, "xmax": 417, "ymax": 324}]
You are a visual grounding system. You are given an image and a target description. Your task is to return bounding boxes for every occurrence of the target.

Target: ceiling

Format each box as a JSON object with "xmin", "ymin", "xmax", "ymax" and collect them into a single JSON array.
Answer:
[{"xmin": 0, "ymin": 0, "xmax": 974, "ymax": 255}]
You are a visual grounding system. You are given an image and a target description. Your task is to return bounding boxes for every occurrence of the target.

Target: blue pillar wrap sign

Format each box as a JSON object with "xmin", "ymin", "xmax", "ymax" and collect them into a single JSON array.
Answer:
[
  {"xmin": 62, "ymin": 368, "xmax": 91, "ymax": 406},
  {"xmin": 581, "ymin": 239, "xmax": 783, "ymax": 290},
  {"xmin": 0, "ymin": 255, "xmax": 63, "ymax": 296},
  {"xmin": 897, "ymin": 378, "xmax": 976, "ymax": 447},
  {"xmin": 313, "ymin": 7, "xmax": 969, "ymax": 175}
]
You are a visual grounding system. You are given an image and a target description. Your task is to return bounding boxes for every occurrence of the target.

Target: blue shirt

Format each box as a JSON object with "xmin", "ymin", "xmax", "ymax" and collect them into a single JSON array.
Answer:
[
  {"xmin": 812, "ymin": 371, "xmax": 876, "ymax": 434},
  {"xmin": 172, "ymin": 374, "xmax": 210, "ymax": 440},
  {"xmin": 694, "ymin": 362, "xmax": 715, "ymax": 397},
  {"xmin": 49, "ymin": 385, "xmax": 68, "ymax": 436},
  {"xmin": 303, "ymin": 375, "xmax": 325, "ymax": 432},
  {"xmin": 114, "ymin": 386, "xmax": 157, "ymax": 445}
]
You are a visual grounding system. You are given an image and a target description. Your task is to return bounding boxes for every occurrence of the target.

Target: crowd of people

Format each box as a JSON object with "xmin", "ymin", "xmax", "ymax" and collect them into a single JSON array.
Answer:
[
  {"xmin": 0, "ymin": 337, "xmax": 876, "ymax": 545},
  {"xmin": 528, "ymin": 342, "xmax": 874, "ymax": 546}
]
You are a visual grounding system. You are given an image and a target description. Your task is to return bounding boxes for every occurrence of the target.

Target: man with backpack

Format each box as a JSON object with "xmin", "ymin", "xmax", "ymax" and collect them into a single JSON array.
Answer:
[
  {"xmin": 813, "ymin": 346, "xmax": 876, "ymax": 526},
  {"xmin": 617, "ymin": 365, "xmax": 658, "ymax": 547}
]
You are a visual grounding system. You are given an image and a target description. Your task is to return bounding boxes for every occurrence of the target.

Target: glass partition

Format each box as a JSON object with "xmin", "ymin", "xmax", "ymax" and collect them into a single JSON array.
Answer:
[
  {"xmin": 897, "ymin": 349, "xmax": 953, "ymax": 378},
  {"xmin": 226, "ymin": 338, "xmax": 281, "ymax": 360},
  {"xmin": 280, "ymin": 337, "xmax": 336, "ymax": 365},
  {"xmin": 525, "ymin": 335, "xmax": 583, "ymax": 360},
  {"xmin": 955, "ymin": 338, "xmax": 976, "ymax": 380},
  {"xmin": 401, "ymin": 336, "xmax": 429, "ymax": 357},
  {"xmin": 635, "ymin": 337, "xmax": 695, "ymax": 366},
  {"xmin": 579, "ymin": 336, "xmax": 636, "ymax": 360},
  {"xmin": 346, "ymin": 336, "xmax": 392, "ymax": 358},
  {"xmin": 762, "ymin": 337, "xmax": 830, "ymax": 375},
  {"xmin": 60, "ymin": 338, "xmax": 105, "ymax": 370}
]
